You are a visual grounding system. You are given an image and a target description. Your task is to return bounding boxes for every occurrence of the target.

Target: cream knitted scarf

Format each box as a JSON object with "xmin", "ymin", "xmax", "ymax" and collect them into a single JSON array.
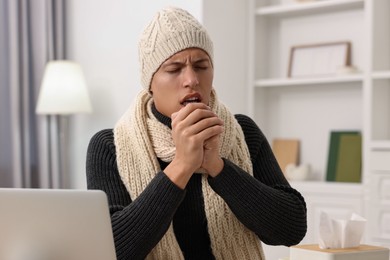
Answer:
[{"xmin": 114, "ymin": 89, "xmax": 265, "ymax": 260}]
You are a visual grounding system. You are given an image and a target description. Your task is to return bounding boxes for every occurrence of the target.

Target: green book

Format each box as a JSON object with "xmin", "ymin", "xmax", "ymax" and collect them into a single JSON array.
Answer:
[
  {"xmin": 335, "ymin": 134, "xmax": 362, "ymax": 182},
  {"xmin": 326, "ymin": 131, "xmax": 360, "ymax": 182}
]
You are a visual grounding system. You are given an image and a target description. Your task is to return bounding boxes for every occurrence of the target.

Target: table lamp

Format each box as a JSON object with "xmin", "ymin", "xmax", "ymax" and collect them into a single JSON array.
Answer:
[{"xmin": 36, "ymin": 60, "xmax": 92, "ymax": 188}]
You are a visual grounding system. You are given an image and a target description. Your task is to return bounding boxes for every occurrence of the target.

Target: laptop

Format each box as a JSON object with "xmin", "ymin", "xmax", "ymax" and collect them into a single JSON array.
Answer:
[{"xmin": 0, "ymin": 188, "xmax": 117, "ymax": 260}]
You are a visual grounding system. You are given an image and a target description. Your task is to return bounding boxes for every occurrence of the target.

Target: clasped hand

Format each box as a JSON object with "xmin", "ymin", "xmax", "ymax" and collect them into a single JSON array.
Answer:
[{"xmin": 171, "ymin": 103, "xmax": 224, "ymax": 177}]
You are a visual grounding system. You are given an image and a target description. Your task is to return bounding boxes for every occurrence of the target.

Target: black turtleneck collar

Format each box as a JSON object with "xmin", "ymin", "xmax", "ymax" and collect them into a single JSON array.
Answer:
[{"xmin": 151, "ymin": 102, "xmax": 172, "ymax": 129}]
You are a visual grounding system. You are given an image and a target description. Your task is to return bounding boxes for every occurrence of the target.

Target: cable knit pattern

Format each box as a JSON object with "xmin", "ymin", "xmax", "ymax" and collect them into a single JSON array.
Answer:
[
  {"xmin": 86, "ymin": 115, "xmax": 308, "ymax": 259},
  {"xmin": 114, "ymin": 89, "xmax": 265, "ymax": 259},
  {"xmin": 138, "ymin": 7, "xmax": 214, "ymax": 90}
]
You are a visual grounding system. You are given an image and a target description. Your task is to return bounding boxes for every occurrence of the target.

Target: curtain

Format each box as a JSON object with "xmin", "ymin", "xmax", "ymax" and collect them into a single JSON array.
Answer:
[{"xmin": 0, "ymin": 0, "xmax": 66, "ymax": 188}]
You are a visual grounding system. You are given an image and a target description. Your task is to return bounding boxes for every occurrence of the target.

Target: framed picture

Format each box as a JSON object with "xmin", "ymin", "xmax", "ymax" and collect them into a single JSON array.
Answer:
[{"xmin": 288, "ymin": 41, "xmax": 351, "ymax": 78}]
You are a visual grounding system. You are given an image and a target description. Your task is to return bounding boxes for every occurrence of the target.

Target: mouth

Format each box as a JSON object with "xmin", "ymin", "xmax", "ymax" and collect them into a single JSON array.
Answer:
[{"xmin": 180, "ymin": 94, "xmax": 202, "ymax": 106}]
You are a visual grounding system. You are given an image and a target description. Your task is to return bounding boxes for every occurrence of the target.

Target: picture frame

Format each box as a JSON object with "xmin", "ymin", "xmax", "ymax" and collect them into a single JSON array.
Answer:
[{"xmin": 288, "ymin": 41, "xmax": 351, "ymax": 78}]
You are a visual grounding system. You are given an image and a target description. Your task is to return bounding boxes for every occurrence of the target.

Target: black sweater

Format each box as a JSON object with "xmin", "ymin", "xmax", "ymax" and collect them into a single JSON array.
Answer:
[{"xmin": 86, "ymin": 109, "xmax": 307, "ymax": 260}]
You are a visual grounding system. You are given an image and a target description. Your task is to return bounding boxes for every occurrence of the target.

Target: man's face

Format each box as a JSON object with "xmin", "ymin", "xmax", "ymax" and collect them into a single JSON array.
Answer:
[{"xmin": 150, "ymin": 48, "xmax": 214, "ymax": 117}]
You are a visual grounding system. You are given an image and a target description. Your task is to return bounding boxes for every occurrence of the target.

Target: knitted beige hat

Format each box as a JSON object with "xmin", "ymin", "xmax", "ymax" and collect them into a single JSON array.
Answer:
[{"xmin": 138, "ymin": 6, "xmax": 214, "ymax": 90}]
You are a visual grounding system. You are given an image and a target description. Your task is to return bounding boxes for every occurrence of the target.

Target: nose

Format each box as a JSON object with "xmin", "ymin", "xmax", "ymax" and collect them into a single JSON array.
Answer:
[{"xmin": 183, "ymin": 67, "xmax": 199, "ymax": 88}]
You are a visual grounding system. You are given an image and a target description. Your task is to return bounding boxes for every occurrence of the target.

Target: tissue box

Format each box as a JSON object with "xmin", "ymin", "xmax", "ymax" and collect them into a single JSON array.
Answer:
[{"xmin": 290, "ymin": 244, "xmax": 389, "ymax": 260}]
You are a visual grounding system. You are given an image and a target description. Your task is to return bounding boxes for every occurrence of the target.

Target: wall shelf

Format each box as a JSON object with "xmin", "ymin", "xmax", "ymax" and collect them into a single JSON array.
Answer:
[
  {"xmin": 256, "ymin": 0, "xmax": 364, "ymax": 17},
  {"xmin": 371, "ymin": 141, "xmax": 390, "ymax": 151},
  {"xmin": 290, "ymin": 180, "xmax": 363, "ymax": 199},
  {"xmin": 372, "ymin": 70, "xmax": 390, "ymax": 80},
  {"xmin": 255, "ymin": 74, "xmax": 364, "ymax": 88}
]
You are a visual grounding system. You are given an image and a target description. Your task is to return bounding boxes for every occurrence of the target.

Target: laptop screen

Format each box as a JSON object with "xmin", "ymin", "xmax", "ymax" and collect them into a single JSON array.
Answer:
[{"xmin": 0, "ymin": 188, "xmax": 117, "ymax": 260}]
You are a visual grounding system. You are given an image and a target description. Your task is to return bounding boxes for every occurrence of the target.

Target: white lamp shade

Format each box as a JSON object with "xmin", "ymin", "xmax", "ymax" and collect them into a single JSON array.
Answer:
[{"xmin": 36, "ymin": 60, "xmax": 92, "ymax": 115}]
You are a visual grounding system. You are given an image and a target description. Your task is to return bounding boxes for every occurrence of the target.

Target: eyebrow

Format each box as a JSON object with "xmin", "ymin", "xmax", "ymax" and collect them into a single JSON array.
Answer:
[{"xmin": 162, "ymin": 58, "xmax": 210, "ymax": 68}]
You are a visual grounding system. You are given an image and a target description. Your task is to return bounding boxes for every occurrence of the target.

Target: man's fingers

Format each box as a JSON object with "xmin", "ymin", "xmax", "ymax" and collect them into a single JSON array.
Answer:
[
  {"xmin": 171, "ymin": 103, "xmax": 210, "ymax": 122},
  {"xmin": 188, "ymin": 117, "xmax": 224, "ymax": 135}
]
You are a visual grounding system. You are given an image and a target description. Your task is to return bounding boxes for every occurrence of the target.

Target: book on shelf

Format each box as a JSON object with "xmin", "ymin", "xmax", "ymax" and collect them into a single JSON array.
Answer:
[
  {"xmin": 272, "ymin": 138, "xmax": 300, "ymax": 175},
  {"xmin": 326, "ymin": 131, "xmax": 362, "ymax": 183}
]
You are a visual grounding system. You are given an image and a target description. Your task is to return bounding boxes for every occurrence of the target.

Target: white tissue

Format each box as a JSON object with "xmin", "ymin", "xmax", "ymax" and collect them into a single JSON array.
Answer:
[{"xmin": 318, "ymin": 212, "xmax": 366, "ymax": 249}]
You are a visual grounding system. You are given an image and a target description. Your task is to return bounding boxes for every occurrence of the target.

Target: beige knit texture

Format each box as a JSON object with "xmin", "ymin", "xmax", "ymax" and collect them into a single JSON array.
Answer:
[
  {"xmin": 114, "ymin": 89, "xmax": 265, "ymax": 259},
  {"xmin": 138, "ymin": 6, "xmax": 214, "ymax": 90}
]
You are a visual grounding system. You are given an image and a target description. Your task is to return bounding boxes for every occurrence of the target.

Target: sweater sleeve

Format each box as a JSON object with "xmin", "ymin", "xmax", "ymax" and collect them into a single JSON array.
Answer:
[
  {"xmin": 207, "ymin": 115, "xmax": 307, "ymax": 246},
  {"xmin": 86, "ymin": 129, "xmax": 186, "ymax": 260}
]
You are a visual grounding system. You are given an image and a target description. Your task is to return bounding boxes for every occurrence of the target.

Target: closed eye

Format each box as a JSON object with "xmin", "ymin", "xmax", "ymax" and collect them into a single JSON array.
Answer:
[
  {"xmin": 164, "ymin": 64, "xmax": 183, "ymax": 74},
  {"xmin": 196, "ymin": 67, "xmax": 208, "ymax": 72},
  {"xmin": 193, "ymin": 59, "xmax": 210, "ymax": 71},
  {"xmin": 166, "ymin": 68, "xmax": 181, "ymax": 74}
]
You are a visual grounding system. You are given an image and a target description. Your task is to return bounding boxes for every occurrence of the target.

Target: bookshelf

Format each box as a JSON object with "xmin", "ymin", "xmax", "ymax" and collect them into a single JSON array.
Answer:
[{"xmin": 248, "ymin": 0, "xmax": 390, "ymax": 258}]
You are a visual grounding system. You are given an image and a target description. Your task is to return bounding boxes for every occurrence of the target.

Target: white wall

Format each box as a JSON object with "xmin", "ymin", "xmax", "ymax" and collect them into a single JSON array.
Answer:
[
  {"xmin": 202, "ymin": 1, "xmax": 249, "ymax": 115},
  {"xmin": 66, "ymin": 0, "xmax": 249, "ymax": 188}
]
